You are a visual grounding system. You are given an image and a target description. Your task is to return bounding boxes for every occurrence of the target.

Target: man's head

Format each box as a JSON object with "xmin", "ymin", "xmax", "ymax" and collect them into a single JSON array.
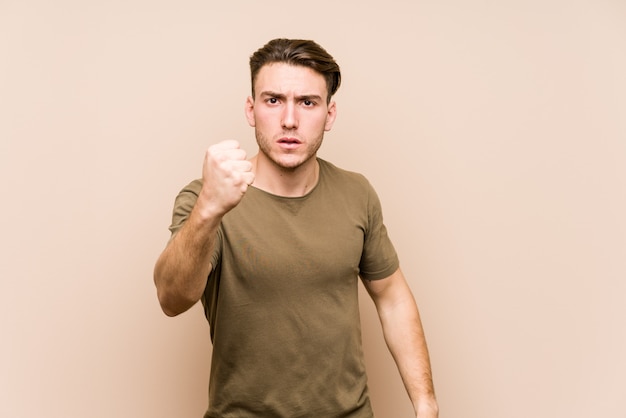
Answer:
[{"xmin": 249, "ymin": 38, "xmax": 341, "ymax": 104}]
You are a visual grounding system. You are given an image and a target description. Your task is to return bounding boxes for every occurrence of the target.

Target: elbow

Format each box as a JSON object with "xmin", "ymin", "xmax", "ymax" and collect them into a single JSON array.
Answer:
[
  {"xmin": 154, "ymin": 277, "xmax": 199, "ymax": 316},
  {"xmin": 154, "ymin": 269, "xmax": 188, "ymax": 317},
  {"xmin": 156, "ymin": 287, "xmax": 179, "ymax": 317},
  {"xmin": 157, "ymin": 288, "xmax": 196, "ymax": 317},
  {"xmin": 153, "ymin": 261, "xmax": 204, "ymax": 317},
  {"xmin": 160, "ymin": 300, "xmax": 183, "ymax": 317}
]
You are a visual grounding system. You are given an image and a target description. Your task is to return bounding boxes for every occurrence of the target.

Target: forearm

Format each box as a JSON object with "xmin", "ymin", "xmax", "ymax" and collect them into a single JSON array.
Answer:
[
  {"xmin": 377, "ymin": 292, "xmax": 438, "ymax": 416},
  {"xmin": 154, "ymin": 203, "xmax": 221, "ymax": 316},
  {"xmin": 154, "ymin": 140, "xmax": 254, "ymax": 316}
]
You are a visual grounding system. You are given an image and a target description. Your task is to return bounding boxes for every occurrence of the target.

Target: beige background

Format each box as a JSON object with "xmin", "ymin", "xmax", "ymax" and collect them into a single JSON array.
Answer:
[{"xmin": 1, "ymin": 0, "xmax": 625, "ymax": 417}]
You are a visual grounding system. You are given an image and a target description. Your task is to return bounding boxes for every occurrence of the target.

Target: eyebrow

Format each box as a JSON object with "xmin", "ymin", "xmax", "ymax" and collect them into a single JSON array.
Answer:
[{"xmin": 260, "ymin": 91, "xmax": 324, "ymax": 102}]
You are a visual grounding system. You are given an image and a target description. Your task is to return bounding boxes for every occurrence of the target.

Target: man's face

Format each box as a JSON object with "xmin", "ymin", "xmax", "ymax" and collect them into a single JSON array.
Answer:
[{"xmin": 245, "ymin": 63, "xmax": 337, "ymax": 171}]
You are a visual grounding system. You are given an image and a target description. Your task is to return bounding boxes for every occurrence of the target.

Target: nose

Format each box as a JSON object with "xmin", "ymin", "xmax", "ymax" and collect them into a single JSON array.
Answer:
[{"xmin": 281, "ymin": 102, "xmax": 298, "ymax": 130}]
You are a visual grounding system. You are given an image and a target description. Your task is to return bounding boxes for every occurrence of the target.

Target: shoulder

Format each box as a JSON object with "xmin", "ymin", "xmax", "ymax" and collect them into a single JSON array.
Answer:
[
  {"xmin": 170, "ymin": 179, "xmax": 203, "ymax": 223},
  {"xmin": 179, "ymin": 179, "xmax": 203, "ymax": 197},
  {"xmin": 317, "ymin": 159, "xmax": 386, "ymax": 215},
  {"xmin": 166, "ymin": 179, "xmax": 203, "ymax": 236},
  {"xmin": 318, "ymin": 158, "xmax": 371, "ymax": 191}
]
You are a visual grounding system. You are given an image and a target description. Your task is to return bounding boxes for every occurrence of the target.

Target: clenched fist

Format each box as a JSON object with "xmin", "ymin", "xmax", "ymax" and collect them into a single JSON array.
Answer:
[{"xmin": 199, "ymin": 140, "xmax": 255, "ymax": 216}]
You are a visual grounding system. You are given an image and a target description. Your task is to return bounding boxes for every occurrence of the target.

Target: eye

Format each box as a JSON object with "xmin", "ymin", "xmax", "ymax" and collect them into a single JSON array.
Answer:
[
  {"xmin": 267, "ymin": 97, "xmax": 279, "ymax": 104},
  {"xmin": 303, "ymin": 100, "xmax": 315, "ymax": 107}
]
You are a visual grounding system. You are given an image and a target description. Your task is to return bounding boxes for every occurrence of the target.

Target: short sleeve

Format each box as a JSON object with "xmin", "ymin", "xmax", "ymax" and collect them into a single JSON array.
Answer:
[
  {"xmin": 358, "ymin": 182, "xmax": 399, "ymax": 280},
  {"xmin": 168, "ymin": 179, "xmax": 203, "ymax": 238}
]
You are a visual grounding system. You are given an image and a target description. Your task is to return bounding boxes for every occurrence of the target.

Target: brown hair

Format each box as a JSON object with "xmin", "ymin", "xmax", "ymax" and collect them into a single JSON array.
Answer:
[{"xmin": 249, "ymin": 38, "xmax": 341, "ymax": 103}]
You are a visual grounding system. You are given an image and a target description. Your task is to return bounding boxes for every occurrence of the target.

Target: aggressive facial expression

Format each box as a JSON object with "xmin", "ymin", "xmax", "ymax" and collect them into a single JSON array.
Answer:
[{"xmin": 245, "ymin": 63, "xmax": 337, "ymax": 171}]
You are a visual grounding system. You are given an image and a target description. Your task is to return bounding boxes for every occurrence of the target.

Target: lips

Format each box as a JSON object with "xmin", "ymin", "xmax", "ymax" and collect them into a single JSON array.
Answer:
[
  {"xmin": 277, "ymin": 137, "xmax": 302, "ymax": 150},
  {"xmin": 278, "ymin": 137, "xmax": 301, "ymax": 144}
]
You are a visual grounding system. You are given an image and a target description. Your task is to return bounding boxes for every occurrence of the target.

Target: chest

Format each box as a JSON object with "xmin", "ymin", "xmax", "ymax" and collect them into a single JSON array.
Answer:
[{"xmin": 218, "ymin": 190, "xmax": 367, "ymax": 300}]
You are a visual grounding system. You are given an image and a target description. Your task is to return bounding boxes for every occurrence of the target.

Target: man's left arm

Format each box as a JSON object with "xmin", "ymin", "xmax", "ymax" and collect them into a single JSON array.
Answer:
[{"xmin": 362, "ymin": 267, "xmax": 439, "ymax": 418}]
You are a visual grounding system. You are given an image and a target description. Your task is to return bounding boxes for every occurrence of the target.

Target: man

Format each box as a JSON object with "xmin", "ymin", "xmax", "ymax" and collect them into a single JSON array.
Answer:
[{"xmin": 154, "ymin": 38, "xmax": 438, "ymax": 418}]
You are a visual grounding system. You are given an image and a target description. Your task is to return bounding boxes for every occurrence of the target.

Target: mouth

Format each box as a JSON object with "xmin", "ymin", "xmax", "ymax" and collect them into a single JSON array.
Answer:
[
  {"xmin": 277, "ymin": 137, "xmax": 302, "ymax": 149},
  {"xmin": 278, "ymin": 137, "xmax": 301, "ymax": 144}
]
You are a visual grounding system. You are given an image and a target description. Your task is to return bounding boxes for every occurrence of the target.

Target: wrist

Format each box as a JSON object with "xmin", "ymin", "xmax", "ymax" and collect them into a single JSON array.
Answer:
[
  {"xmin": 414, "ymin": 397, "xmax": 438, "ymax": 418},
  {"xmin": 195, "ymin": 189, "xmax": 229, "ymax": 222}
]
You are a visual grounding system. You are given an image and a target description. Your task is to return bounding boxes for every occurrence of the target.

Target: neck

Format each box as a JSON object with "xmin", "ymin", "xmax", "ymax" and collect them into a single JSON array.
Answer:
[{"xmin": 250, "ymin": 154, "xmax": 319, "ymax": 197}]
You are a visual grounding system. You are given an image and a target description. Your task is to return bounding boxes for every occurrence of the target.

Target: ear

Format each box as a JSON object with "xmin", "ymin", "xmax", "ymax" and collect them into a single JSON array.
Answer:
[
  {"xmin": 245, "ymin": 96, "xmax": 256, "ymax": 127},
  {"xmin": 324, "ymin": 101, "xmax": 337, "ymax": 131}
]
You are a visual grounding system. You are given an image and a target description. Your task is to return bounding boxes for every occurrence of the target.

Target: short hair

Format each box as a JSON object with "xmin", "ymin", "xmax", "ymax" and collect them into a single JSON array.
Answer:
[{"xmin": 249, "ymin": 38, "xmax": 341, "ymax": 103}]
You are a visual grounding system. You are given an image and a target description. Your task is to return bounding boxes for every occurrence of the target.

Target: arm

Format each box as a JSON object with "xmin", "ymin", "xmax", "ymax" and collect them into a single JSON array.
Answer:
[
  {"xmin": 362, "ymin": 267, "xmax": 439, "ymax": 417},
  {"xmin": 154, "ymin": 140, "xmax": 254, "ymax": 316},
  {"xmin": 153, "ymin": 198, "xmax": 221, "ymax": 317}
]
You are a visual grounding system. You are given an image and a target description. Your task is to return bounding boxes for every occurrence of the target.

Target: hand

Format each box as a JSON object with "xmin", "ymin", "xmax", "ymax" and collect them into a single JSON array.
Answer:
[{"xmin": 200, "ymin": 140, "xmax": 255, "ymax": 216}]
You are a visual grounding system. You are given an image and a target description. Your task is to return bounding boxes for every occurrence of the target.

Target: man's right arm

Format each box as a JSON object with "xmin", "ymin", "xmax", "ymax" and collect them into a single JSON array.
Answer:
[
  {"xmin": 153, "ymin": 140, "xmax": 255, "ymax": 316},
  {"xmin": 153, "ymin": 200, "xmax": 222, "ymax": 316}
]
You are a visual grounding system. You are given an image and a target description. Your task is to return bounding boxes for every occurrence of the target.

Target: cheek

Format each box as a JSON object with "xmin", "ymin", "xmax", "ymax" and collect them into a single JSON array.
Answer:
[
  {"xmin": 313, "ymin": 115, "xmax": 330, "ymax": 132},
  {"xmin": 253, "ymin": 109, "xmax": 276, "ymax": 126}
]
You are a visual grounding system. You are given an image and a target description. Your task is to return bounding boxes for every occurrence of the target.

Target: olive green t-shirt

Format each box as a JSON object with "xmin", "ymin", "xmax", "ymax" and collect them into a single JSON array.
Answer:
[{"xmin": 168, "ymin": 158, "xmax": 399, "ymax": 418}]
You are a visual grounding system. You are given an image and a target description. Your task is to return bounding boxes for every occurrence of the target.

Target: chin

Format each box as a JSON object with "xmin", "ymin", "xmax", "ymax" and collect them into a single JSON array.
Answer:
[
  {"xmin": 274, "ymin": 159, "xmax": 305, "ymax": 171},
  {"xmin": 271, "ymin": 154, "xmax": 312, "ymax": 171}
]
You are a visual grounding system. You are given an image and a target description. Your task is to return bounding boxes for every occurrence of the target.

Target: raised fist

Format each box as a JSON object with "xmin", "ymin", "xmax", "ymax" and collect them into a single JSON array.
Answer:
[{"xmin": 200, "ymin": 140, "xmax": 255, "ymax": 216}]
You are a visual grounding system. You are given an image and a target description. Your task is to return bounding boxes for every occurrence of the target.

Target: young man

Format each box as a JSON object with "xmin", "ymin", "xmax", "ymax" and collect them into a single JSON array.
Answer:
[{"xmin": 154, "ymin": 38, "xmax": 438, "ymax": 418}]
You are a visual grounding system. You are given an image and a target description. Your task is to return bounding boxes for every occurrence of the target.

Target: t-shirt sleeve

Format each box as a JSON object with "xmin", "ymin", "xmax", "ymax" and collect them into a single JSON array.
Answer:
[
  {"xmin": 168, "ymin": 179, "xmax": 201, "ymax": 237},
  {"xmin": 358, "ymin": 182, "xmax": 400, "ymax": 280}
]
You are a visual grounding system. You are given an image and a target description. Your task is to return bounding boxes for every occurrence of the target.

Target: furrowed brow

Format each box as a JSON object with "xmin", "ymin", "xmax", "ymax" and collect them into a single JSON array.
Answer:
[
  {"xmin": 259, "ymin": 91, "xmax": 323, "ymax": 103},
  {"xmin": 259, "ymin": 91, "xmax": 286, "ymax": 99},
  {"xmin": 297, "ymin": 94, "xmax": 323, "ymax": 102}
]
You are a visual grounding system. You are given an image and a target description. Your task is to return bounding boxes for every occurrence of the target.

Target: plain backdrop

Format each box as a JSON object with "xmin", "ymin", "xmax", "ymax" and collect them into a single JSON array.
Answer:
[{"xmin": 1, "ymin": 1, "xmax": 625, "ymax": 417}]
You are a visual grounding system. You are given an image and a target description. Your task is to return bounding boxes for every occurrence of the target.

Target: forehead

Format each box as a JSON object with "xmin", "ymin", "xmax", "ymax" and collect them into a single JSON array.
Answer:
[{"xmin": 254, "ymin": 63, "xmax": 328, "ymax": 99}]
